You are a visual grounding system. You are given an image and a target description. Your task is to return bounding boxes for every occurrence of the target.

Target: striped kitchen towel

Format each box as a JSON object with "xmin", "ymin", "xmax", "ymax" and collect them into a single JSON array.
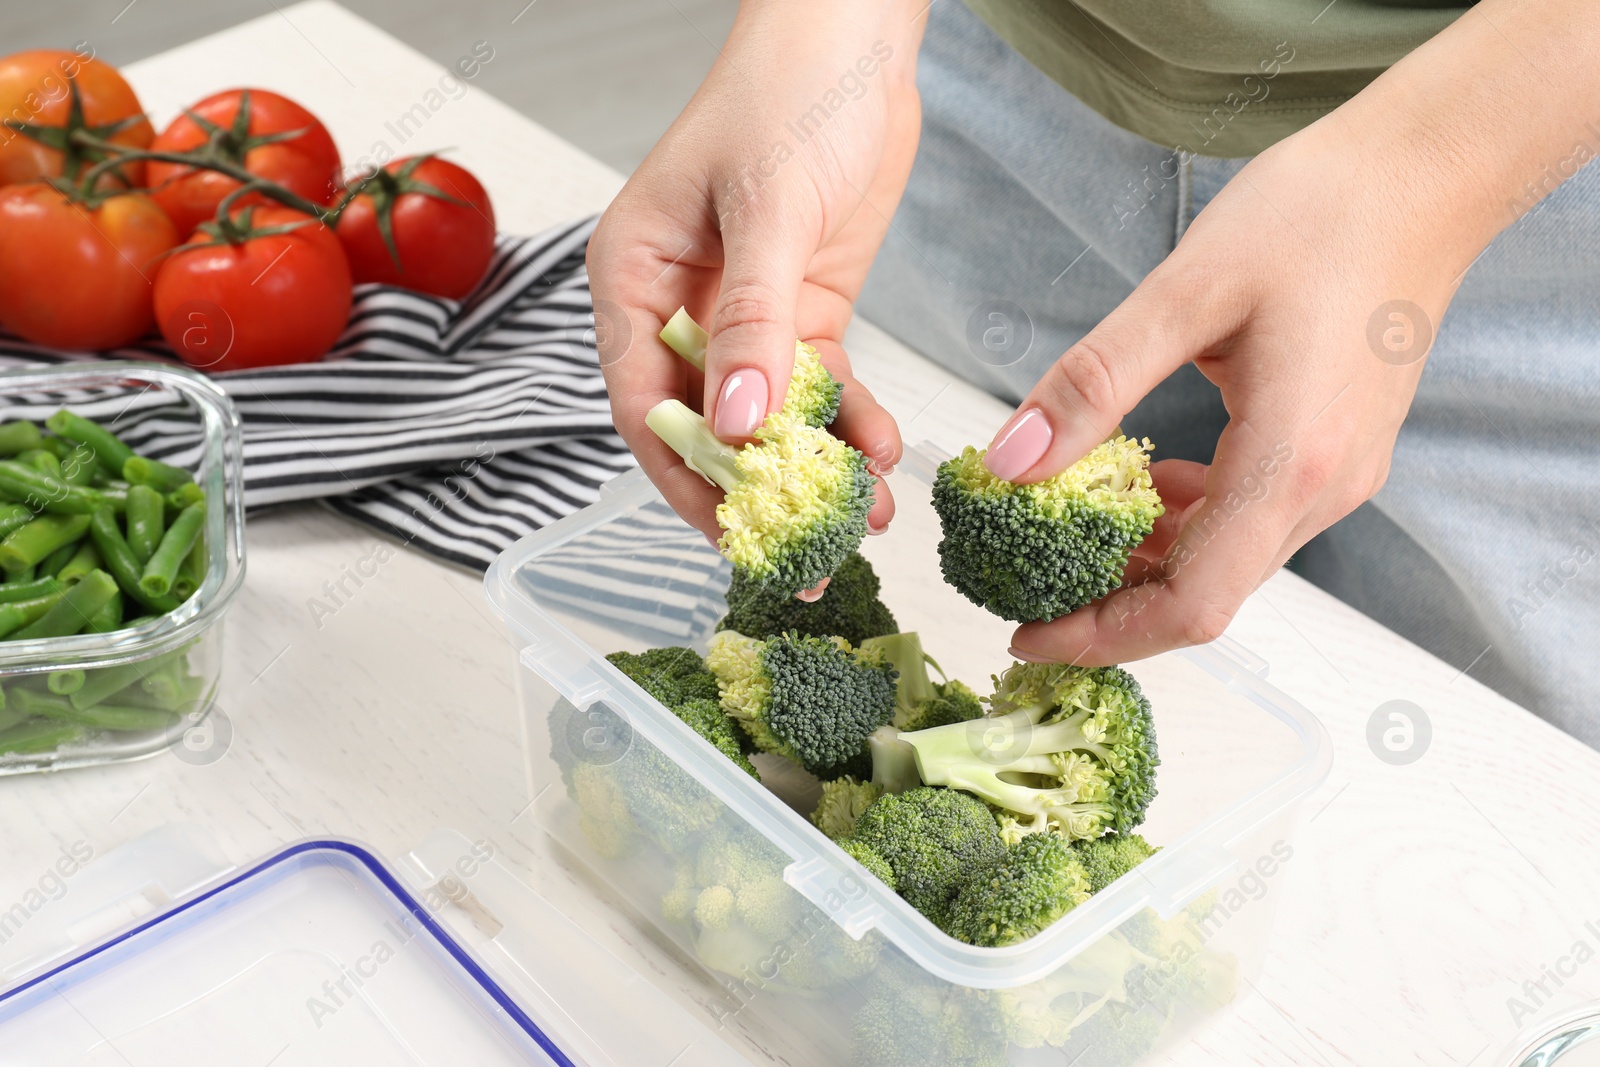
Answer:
[{"xmin": 0, "ymin": 215, "xmax": 638, "ymax": 571}]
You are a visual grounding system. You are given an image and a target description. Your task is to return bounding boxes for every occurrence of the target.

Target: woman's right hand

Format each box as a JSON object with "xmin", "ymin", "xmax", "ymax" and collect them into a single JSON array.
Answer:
[{"xmin": 587, "ymin": 0, "xmax": 927, "ymax": 544}]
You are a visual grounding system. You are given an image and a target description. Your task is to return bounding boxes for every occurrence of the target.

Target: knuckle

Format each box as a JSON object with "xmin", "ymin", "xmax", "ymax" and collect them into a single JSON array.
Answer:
[
  {"xmin": 711, "ymin": 286, "xmax": 785, "ymax": 342},
  {"xmin": 1366, "ymin": 458, "xmax": 1392, "ymax": 498},
  {"xmin": 1048, "ymin": 340, "xmax": 1120, "ymax": 419},
  {"xmin": 1181, "ymin": 602, "xmax": 1236, "ymax": 647},
  {"xmin": 1288, "ymin": 443, "xmax": 1341, "ymax": 507}
]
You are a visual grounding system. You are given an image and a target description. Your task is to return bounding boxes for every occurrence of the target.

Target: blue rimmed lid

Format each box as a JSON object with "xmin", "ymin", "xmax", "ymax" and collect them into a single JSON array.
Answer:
[{"xmin": 0, "ymin": 835, "xmax": 573, "ymax": 1065}]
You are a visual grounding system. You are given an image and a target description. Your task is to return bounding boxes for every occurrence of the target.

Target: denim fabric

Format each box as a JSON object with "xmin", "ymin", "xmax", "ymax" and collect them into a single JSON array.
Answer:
[{"xmin": 859, "ymin": 0, "xmax": 1600, "ymax": 742}]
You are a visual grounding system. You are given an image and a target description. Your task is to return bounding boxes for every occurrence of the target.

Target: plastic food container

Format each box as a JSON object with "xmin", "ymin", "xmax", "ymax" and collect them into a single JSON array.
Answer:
[
  {"xmin": 485, "ymin": 445, "xmax": 1333, "ymax": 1067},
  {"xmin": 0, "ymin": 363, "xmax": 244, "ymax": 774}
]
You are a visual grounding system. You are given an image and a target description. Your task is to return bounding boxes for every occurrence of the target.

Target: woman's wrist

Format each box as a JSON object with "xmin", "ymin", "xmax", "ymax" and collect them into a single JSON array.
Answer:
[{"xmin": 1310, "ymin": 0, "xmax": 1600, "ymax": 280}]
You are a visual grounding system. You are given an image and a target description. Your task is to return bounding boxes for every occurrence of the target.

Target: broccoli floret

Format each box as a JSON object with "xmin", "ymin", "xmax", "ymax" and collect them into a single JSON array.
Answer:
[
  {"xmin": 661, "ymin": 861, "xmax": 697, "ymax": 925},
  {"xmin": 645, "ymin": 400, "xmax": 873, "ymax": 597},
  {"xmin": 860, "ymin": 632, "xmax": 984, "ymax": 733},
  {"xmin": 674, "ymin": 697, "xmax": 760, "ymax": 777},
  {"xmin": 605, "ymin": 646, "xmax": 720, "ymax": 707},
  {"xmin": 851, "ymin": 968, "xmax": 1008, "ymax": 1067},
  {"xmin": 848, "ymin": 787, "xmax": 1007, "ymax": 928},
  {"xmin": 547, "ymin": 697, "xmax": 722, "ymax": 855},
  {"xmin": 685, "ymin": 825, "xmax": 880, "ymax": 993},
  {"xmin": 811, "ymin": 634, "xmax": 982, "ymax": 787},
  {"xmin": 606, "ymin": 648, "xmax": 757, "ymax": 775},
  {"xmin": 945, "ymin": 832, "xmax": 1092, "ymax": 946},
  {"xmin": 811, "ymin": 776, "xmax": 883, "ymax": 840},
  {"xmin": 839, "ymin": 837, "xmax": 896, "ymax": 891},
  {"xmin": 900, "ymin": 662, "xmax": 1159, "ymax": 842},
  {"xmin": 659, "ymin": 306, "xmax": 842, "ymax": 428},
  {"xmin": 1055, "ymin": 991, "xmax": 1171, "ymax": 1067},
  {"xmin": 718, "ymin": 551, "xmax": 897, "ymax": 645},
  {"xmin": 1075, "ymin": 832, "xmax": 1159, "ymax": 893},
  {"xmin": 706, "ymin": 630, "xmax": 897, "ymax": 773},
  {"xmin": 932, "ymin": 436, "xmax": 1163, "ymax": 622},
  {"xmin": 812, "ymin": 744, "xmax": 875, "ymax": 782},
  {"xmin": 569, "ymin": 761, "xmax": 636, "ymax": 859}
]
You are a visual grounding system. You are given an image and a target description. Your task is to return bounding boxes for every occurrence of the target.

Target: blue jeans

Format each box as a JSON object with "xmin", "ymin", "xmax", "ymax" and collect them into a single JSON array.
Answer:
[{"xmin": 859, "ymin": 0, "xmax": 1600, "ymax": 742}]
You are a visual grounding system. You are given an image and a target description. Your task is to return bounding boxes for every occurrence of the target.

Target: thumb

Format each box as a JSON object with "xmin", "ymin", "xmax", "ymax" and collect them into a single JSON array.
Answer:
[
  {"xmin": 981, "ymin": 276, "xmax": 1234, "ymax": 483},
  {"xmin": 702, "ymin": 208, "xmax": 814, "ymax": 441}
]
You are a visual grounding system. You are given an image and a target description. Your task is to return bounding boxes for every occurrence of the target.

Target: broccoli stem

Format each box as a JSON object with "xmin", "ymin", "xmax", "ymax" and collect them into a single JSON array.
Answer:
[
  {"xmin": 644, "ymin": 400, "xmax": 742, "ymax": 492},
  {"xmin": 899, "ymin": 705, "xmax": 1118, "ymax": 830},
  {"xmin": 659, "ymin": 307, "xmax": 709, "ymax": 371},
  {"xmin": 860, "ymin": 632, "xmax": 938, "ymax": 710},
  {"xmin": 867, "ymin": 725, "xmax": 920, "ymax": 794}
]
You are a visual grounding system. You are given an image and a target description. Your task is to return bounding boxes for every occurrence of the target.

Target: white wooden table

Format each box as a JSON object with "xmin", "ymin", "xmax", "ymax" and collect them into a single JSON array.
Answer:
[{"xmin": 3, "ymin": 6, "xmax": 1598, "ymax": 1065}]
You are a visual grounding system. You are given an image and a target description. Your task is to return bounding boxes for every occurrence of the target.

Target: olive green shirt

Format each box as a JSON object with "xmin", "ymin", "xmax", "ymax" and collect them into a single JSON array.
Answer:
[{"xmin": 963, "ymin": 0, "xmax": 1472, "ymax": 157}]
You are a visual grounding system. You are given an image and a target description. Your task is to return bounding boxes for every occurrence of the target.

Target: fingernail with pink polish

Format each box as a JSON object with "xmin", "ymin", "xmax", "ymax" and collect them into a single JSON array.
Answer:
[
  {"xmin": 713, "ymin": 370, "xmax": 768, "ymax": 438},
  {"xmin": 1008, "ymin": 646, "xmax": 1052, "ymax": 664},
  {"xmin": 983, "ymin": 408, "xmax": 1052, "ymax": 482},
  {"xmin": 796, "ymin": 578, "xmax": 830, "ymax": 602}
]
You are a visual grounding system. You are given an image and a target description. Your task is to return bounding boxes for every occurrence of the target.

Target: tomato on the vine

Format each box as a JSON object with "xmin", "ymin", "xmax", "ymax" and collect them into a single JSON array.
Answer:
[
  {"xmin": 147, "ymin": 88, "xmax": 342, "ymax": 234},
  {"xmin": 153, "ymin": 205, "xmax": 352, "ymax": 371},
  {"xmin": 0, "ymin": 182, "xmax": 178, "ymax": 350},
  {"xmin": 0, "ymin": 50, "xmax": 154, "ymax": 189},
  {"xmin": 337, "ymin": 155, "xmax": 497, "ymax": 299}
]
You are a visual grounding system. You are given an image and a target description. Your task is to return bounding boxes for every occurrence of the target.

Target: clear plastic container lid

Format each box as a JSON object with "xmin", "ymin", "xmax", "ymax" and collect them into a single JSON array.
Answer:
[
  {"xmin": 0, "ymin": 837, "xmax": 570, "ymax": 1064},
  {"xmin": 0, "ymin": 826, "xmax": 753, "ymax": 1066}
]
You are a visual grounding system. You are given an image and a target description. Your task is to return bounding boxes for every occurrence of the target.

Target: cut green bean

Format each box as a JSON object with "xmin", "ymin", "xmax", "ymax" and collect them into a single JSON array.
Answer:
[
  {"xmin": 122, "ymin": 455, "xmax": 193, "ymax": 492},
  {"xmin": 70, "ymin": 659, "xmax": 158, "ymax": 710},
  {"xmin": 60, "ymin": 444, "xmax": 98, "ymax": 486},
  {"xmin": 174, "ymin": 534, "xmax": 205, "ymax": 599},
  {"xmin": 84, "ymin": 589, "xmax": 122, "ymax": 633},
  {"xmin": 20, "ymin": 449, "xmax": 62, "ymax": 480},
  {"xmin": 0, "ymin": 513, "xmax": 92, "ymax": 570},
  {"xmin": 0, "ymin": 718, "xmax": 82, "ymax": 754},
  {"xmin": 14, "ymin": 688, "xmax": 176, "ymax": 731},
  {"xmin": 46, "ymin": 410, "xmax": 133, "ymax": 475},
  {"xmin": 167, "ymin": 482, "xmax": 204, "ymax": 510},
  {"xmin": 0, "ymin": 702, "xmax": 20, "ymax": 732},
  {"xmin": 0, "ymin": 590, "xmax": 65, "ymax": 637},
  {"xmin": 139, "ymin": 658, "xmax": 187, "ymax": 704},
  {"xmin": 0, "ymin": 503, "xmax": 33, "ymax": 541},
  {"xmin": 0, "ymin": 576, "xmax": 57, "ymax": 603},
  {"xmin": 54, "ymin": 541, "xmax": 99, "ymax": 583},
  {"xmin": 139, "ymin": 502, "xmax": 204, "ymax": 599},
  {"xmin": 10, "ymin": 569, "xmax": 118, "ymax": 640},
  {"xmin": 38, "ymin": 539, "xmax": 78, "ymax": 578},
  {"xmin": 47, "ymin": 670, "xmax": 85, "ymax": 695},
  {"xmin": 88, "ymin": 507, "xmax": 180, "ymax": 614},
  {"xmin": 5, "ymin": 564, "xmax": 33, "ymax": 583},
  {"xmin": 125, "ymin": 484, "xmax": 164, "ymax": 565},
  {"xmin": 0, "ymin": 461, "xmax": 104, "ymax": 514},
  {"xmin": 38, "ymin": 436, "xmax": 73, "ymax": 460},
  {"xmin": 0, "ymin": 422, "xmax": 42, "ymax": 456}
]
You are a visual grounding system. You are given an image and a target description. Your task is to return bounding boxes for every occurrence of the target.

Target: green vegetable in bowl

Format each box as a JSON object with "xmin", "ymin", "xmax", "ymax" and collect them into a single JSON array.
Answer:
[
  {"xmin": 932, "ymin": 435, "xmax": 1163, "ymax": 622},
  {"xmin": 0, "ymin": 411, "xmax": 219, "ymax": 757}
]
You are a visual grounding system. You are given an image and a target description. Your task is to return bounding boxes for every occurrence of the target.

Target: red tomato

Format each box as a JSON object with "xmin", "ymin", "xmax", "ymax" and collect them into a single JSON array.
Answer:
[
  {"xmin": 0, "ymin": 49, "xmax": 154, "ymax": 189},
  {"xmin": 0, "ymin": 183, "xmax": 178, "ymax": 349},
  {"xmin": 153, "ymin": 206, "xmax": 352, "ymax": 371},
  {"xmin": 337, "ymin": 156, "xmax": 496, "ymax": 299},
  {"xmin": 147, "ymin": 89, "xmax": 342, "ymax": 235}
]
